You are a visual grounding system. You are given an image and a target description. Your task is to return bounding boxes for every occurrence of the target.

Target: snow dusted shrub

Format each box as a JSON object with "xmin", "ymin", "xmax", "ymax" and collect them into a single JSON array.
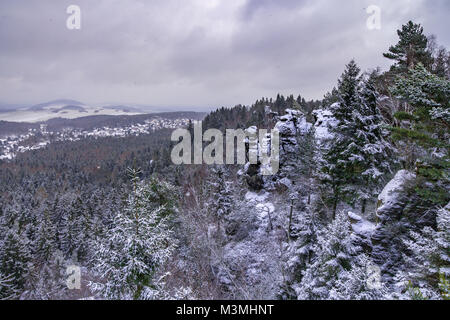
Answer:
[
  {"xmin": 280, "ymin": 205, "xmax": 317, "ymax": 299},
  {"xmin": 0, "ymin": 221, "xmax": 31, "ymax": 299},
  {"xmin": 22, "ymin": 250, "xmax": 66, "ymax": 300},
  {"xmin": 296, "ymin": 211, "xmax": 360, "ymax": 299},
  {"xmin": 329, "ymin": 254, "xmax": 388, "ymax": 300},
  {"xmin": 90, "ymin": 169, "xmax": 178, "ymax": 300},
  {"xmin": 394, "ymin": 203, "xmax": 450, "ymax": 300},
  {"xmin": 0, "ymin": 273, "xmax": 18, "ymax": 300}
]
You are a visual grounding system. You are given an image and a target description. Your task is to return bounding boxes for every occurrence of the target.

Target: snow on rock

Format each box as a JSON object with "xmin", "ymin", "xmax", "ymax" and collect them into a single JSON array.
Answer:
[
  {"xmin": 371, "ymin": 170, "xmax": 424, "ymax": 282},
  {"xmin": 245, "ymin": 126, "xmax": 258, "ymax": 135},
  {"xmin": 348, "ymin": 211, "xmax": 362, "ymax": 222},
  {"xmin": 244, "ymin": 191, "xmax": 275, "ymax": 230},
  {"xmin": 275, "ymin": 109, "xmax": 311, "ymax": 138},
  {"xmin": 274, "ymin": 109, "xmax": 312, "ymax": 169},
  {"xmin": 348, "ymin": 211, "xmax": 376, "ymax": 238},
  {"xmin": 313, "ymin": 108, "xmax": 338, "ymax": 144},
  {"xmin": 277, "ymin": 177, "xmax": 292, "ymax": 189},
  {"xmin": 255, "ymin": 202, "xmax": 275, "ymax": 221},
  {"xmin": 296, "ymin": 116, "xmax": 312, "ymax": 135},
  {"xmin": 377, "ymin": 170, "xmax": 416, "ymax": 217},
  {"xmin": 275, "ymin": 117, "xmax": 297, "ymax": 137},
  {"xmin": 352, "ymin": 219, "xmax": 376, "ymax": 236},
  {"xmin": 245, "ymin": 191, "xmax": 269, "ymax": 203}
]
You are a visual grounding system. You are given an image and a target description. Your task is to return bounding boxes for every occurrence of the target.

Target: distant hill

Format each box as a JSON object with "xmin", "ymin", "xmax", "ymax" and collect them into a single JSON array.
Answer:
[
  {"xmin": 101, "ymin": 105, "xmax": 144, "ymax": 113},
  {"xmin": 28, "ymin": 99, "xmax": 86, "ymax": 111},
  {"xmin": 0, "ymin": 103, "xmax": 27, "ymax": 112}
]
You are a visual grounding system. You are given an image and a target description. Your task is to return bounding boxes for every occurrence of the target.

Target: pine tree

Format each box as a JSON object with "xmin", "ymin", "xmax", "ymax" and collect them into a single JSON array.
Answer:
[
  {"xmin": 297, "ymin": 211, "xmax": 360, "ymax": 299},
  {"xmin": 329, "ymin": 254, "xmax": 388, "ymax": 300},
  {"xmin": 59, "ymin": 197, "xmax": 82, "ymax": 259},
  {"xmin": 322, "ymin": 63, "xmax": 395, "ymax": 216},
  {"xmin": 383, "ymin": 21, "xmax": 432, "ymax": 72},
  {"xmin": 0, "ymin": 273, "xmax": 18, "ymax": 300},
  {"xmin": 320, "ymin": 60, "xmax": 364, "ymax": 218},
  {"xmin": 432, "ymin": 47, "xmax": 449, "ymax": 79},
  {"xmin": 296, "ymin": 126, "xmax": 318, "ymax": 205},
  {"xmin": 33, "ymin": 209, "xmax": 57, "ymax": 264},
  {"xmin": 0, "ymin": 221, "xmax": 31, "ymax": 298},
  {"xmin": 390, "ymin": 63, "xmax": 450, "ymax": 206},
  {"xmin": 90, "ymin": 169, "xmax": 178, "ymax": 300},
  {"xmin": 208, "ymin": 167, "xmax": 233, "ymax": 226},
  {"xmin": 77, "ymin": 199, "xmax": 94, "ymax": 263},
  {"xmin": 23, "ymin": 250, "xmax": 66, "ymax": 300},
  {"xmin": 356, "ymin": 71, "xmax": 394, "ymax": 213},
  {"xmin": 322, "ymin": 87, "xmax": 339, "ymax": 107},
  {"xmin": 396, "ymin": 204, "xmax": 450, "ymax": 299},
  {"xmin": 281, "ymin": 206, "xmax": 317, "ymax": 299}
]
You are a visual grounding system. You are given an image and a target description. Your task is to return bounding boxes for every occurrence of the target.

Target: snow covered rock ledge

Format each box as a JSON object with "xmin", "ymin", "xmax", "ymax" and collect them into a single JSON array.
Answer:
[
  {"xmin": 370, "ymin": 170, "xmax": 427, "ymax": 282},
  {"xmin": 348, "ymin": 211, "xmax": 376, "ymax": 237},
  {"xmin": 376, "ymin": 170, "xmax": 416, "ymax": 221}
]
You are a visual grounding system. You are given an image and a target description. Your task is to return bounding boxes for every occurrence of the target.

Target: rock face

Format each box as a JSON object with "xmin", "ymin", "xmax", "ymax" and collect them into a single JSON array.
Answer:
[
  {"xmin": 243, "ymin": 109, "xmax": 312, "ymax": 191},
  {"xmin": 348, "ymin": 211, "xmax": 376, "ymax": 255},
  {"xmin": 370, "ymin": 170, "xmax": 436, "ymax": 281},
  {"xmin": 273, "ymin": 109, "xmax": 311, "ymax": 180},
  {"xmin": 312, "ymin": 108, "xmax": 338, "ymax": 146},
  {"xmin": 376, "ymin": 170, "xmax": 416, "ymax": 222}
]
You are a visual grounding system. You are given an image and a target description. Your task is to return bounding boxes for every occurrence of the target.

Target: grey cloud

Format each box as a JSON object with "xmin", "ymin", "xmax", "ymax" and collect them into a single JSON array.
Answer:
[{"xmin": 0, "ymin": 0, "xmax": 448, "ymax": 110}]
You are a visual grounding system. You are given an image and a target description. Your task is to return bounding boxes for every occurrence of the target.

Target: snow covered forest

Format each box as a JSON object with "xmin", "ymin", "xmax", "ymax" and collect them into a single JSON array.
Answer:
[{"xmin": 0, "ymin": 20, "xmax": 449, "ymax": 300}]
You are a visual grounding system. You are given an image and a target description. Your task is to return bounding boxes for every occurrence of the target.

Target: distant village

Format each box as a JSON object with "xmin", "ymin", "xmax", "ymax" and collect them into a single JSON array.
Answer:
[{"xmin": 0, "ymin": 117, "xmax": 191, "ymax": 160}]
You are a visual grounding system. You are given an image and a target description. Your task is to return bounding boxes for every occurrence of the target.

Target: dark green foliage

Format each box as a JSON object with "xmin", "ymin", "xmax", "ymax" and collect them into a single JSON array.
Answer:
[
  {"xmin": 383, "ymin": 21, "xmax": 432, "ymax": 72},
  {"xmin": 321, "ymin": 61, "xmax": 393, "ymax": 216},
  {"xmin": 389, "ymin": 64, "xmax": 449, "ymax": 206}
]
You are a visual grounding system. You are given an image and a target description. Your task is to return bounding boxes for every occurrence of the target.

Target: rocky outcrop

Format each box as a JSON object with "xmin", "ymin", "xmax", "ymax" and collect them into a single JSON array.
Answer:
[
  {"xmin": 347, "ymin": 211, "xmax": 376, "ymax": 255},
  {"xmin": 376, "ymin": 170, "xmax": 416, "ymax": 222},
  {"xmin": 241, "ymin": 109, "xmax": 312, "ymax": 191},
  {"xmin": 370, "ymin": 170, "xmax": 437, "ymax": 282},
  {"xmin": 272, "ymin": 109, "xmax": 312, "ymax": 184},
  {"xmin": 275, "ymin": 109, "xmax": 311, "ymax": 157}
]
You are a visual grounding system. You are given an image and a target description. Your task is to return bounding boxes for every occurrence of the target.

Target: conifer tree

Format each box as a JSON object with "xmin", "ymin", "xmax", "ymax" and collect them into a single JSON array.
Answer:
[
  {"xmin": 321, "ymin": 60, "xmax": 363, "ymax": 218},
  {"xmin": 209, "ymin": 167, "xmax": 233, "ymax": 225},
  {"xmin": 297, "ymin": 126, "xmax": 318, "ymax": 205},
  {"xmin": 396, "ymin": 204, "xmax": 450, "ymax": 299},
  {"xmin": 432, "ymin": 47, "xmax": 449, "ymax": 79},
  {"xmin": 383, "ymin": 21, "xmax": 432, "ymax": 72},
  {"xmin": 0, "ymin": 273, "xmax": 18, "ymax": 300},
  {"xmin": 0, "ymin": 222, "xmax": 31, "ymax": 298},
  {"xmin": 281, "ymin": 207, "xmax": 317, "ymax": 299},
  {"xmin": 390, "ymin": 63, "xmax": 450, "ymax": 206},
  {"xmin": 59, "ymin": 197, "xmax": 82, "ymax": 259},
  {"xmin": 297, "ymin": 212, "xmax": 360, "ymax": 300},
  {"xmin": 329, "ymin": 254, "xmax": 388, "ymax": 300},
  {"xmin": 33, "ymin": 209, "xmax": 57, "ymax": 263},
  {"xmin": 356, "ymin": 71, "xmax": 394, "ymax": 213},
  {"xmin": 91, "ymin": 169, "xmax": 178, "ymax": 300},
  {"xmin": 23, "ymin": 250, "xmax": 66, "ymax": 300}
]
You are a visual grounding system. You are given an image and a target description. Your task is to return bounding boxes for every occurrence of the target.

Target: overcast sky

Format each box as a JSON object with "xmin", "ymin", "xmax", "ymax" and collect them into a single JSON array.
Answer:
[{"xmin": 0, "ymin": 0, "xmax": 449, "ymax": 111}]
